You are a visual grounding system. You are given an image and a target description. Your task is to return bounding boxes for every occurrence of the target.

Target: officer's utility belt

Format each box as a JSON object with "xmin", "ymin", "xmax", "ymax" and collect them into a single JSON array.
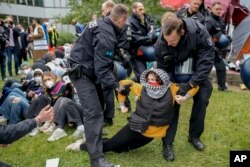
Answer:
[{"xmin": 67, "ymin": 63, "xmax": 83, "ymax": 79}]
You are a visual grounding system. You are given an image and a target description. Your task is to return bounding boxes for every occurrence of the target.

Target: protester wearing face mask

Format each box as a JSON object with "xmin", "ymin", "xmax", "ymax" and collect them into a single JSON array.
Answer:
[
  {"xmin": 24, "ymin": 68, "xmax": 44, "ymax": 101},
  {"xmin": 25, "ymin": 71, "xmax": 74, "ymax": 136},
  {"xmin": 19, "ymin": 61, "xmax": 33, "ymax": 81}
]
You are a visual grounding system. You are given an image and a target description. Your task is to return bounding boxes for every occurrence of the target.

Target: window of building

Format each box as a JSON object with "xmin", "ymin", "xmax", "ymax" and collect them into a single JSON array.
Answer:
[
  {"xmin": 27, "ymin": 0, "xmax": 33, "ymax": 6},
  {"xmin": 16, "ymin": 0, "xmax": 27, "ymax": 5},
  {"xmin": 19, "ymin": 16, "xmax": 29, "ymax": 29},
  {"xmin": 34, "ymin": 0, "xmax": 43, "ymax": 7}
]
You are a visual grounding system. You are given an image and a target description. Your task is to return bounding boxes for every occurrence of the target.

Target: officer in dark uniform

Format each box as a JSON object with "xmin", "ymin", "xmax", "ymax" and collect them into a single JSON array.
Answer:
[
  {"xmin": 155, "ymin": 16, "xmax": 214, "ymax": 161},
  {"xmin": 177, "ymin": 0, "xmax": 205, "ymax": 24},
  {"xmin": 67, "ymin": 4, "xmax": 129, "ymax": 167},
  {"xmin": 100, "ymin": 0, "xmax": 116, "ymax": 126},
  {"xmin": 205, "ymin": 1, "xmax": 229, "ymax": 91},
  {"xmin": 129, "ymin": 2, "xmax": 153, "ymax": 82}
]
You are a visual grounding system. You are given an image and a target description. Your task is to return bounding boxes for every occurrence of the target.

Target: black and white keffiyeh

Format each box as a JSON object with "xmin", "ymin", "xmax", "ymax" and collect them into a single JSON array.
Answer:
[{"xmin": 140, "ymin": 69, "xmax": 170, "ymax": 99}]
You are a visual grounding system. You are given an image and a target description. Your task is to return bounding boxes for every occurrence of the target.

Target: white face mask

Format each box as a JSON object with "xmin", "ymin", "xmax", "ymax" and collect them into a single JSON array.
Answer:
[
  {"xmin": 24, "ymin": 69, "xmax": 31, "ymax": 75},
  {"xmin": 34, "ymin": 76, "xmax": 42, "ymax": 84},
  {"xmin": 45, "ymin": 80, "xmax": 54, "ymax": 89}
]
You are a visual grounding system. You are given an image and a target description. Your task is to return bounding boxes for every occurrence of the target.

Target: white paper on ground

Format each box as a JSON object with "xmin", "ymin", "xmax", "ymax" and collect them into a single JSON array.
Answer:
[{"xmin": 46, "ymin": 158, "xmax": 59, "ymax": 167}]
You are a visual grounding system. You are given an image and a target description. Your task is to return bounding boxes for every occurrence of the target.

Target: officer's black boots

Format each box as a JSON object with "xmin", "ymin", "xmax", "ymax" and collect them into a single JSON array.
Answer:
[
  {"xmin": 104, "ymin": 118, "xmax": 113, "ymax": 127},
  {"xmin": 163, "ymin": 144, "xmax": 175, "ymax": 161},
  {"xmin": 188, "ymin": 137, "xmax": 205, "ymax": 151},
  {"xmin": 91, "ymin": 157, "xmax": 114, "ymax": 167}
]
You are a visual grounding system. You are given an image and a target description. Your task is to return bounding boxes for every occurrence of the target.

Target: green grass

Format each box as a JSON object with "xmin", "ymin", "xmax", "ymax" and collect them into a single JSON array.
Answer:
[{"xmin": 0, "ymin": 83, "xmax": 249, "ymax": 167}]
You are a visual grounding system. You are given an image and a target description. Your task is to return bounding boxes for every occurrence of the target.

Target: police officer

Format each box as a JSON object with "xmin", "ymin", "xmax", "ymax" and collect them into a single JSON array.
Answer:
[
  {"xmin": 129, "ymin": 2, "xmax": 153, "ymax": 82},
  {"xmin": 100, "ymin": 0, "xmax": 116, "ymax": 126},
  {"xmin": 67, "ymin": 4, "xmax": 129, "ymax": 167},
  {"xmin": 205, "ymin": 1, "xmax": 229, "ymax": 91},
  {"xmin": 177, "ymin": 0, "xmax": 205, "ymax": 24},
  {"xmin": 155, "ymin": 16, "xmax": 214, "ymax": 161}
]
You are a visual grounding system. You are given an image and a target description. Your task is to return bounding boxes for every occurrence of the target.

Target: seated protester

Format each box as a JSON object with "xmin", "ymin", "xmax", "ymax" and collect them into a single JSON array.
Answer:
[
  {"xmin": 0, "ymin": 78, "xmax": 21, "ymax": 106},
  {"xmin": 0, "ymin": 105, "xmax": 53, "ymax": 167},
  {"xmin": 66, "ymin": 69, "xmax": 199, "ymax": 153},
  {"xmin": 46, "ymin": 61, "xmax": 66, "ymax": 78},
  {"xmin": 27, "ymin": 71, "xmax": 73, "ymax": 136},
  {"xmin": 0, "ymin": 87, "xmax": 30, "ymax": 124},
  {"xmin": 23, "ymin": 68, "xmax": 44, "ymax": 101},
  {"xmin": 0, "ymin": 105, "xmax": 53, "ymax": 144},
  {"xmin": 41, "ymin": 53, "xmax": 54, "ymax": 64},
  {"xmin": 52, "ymin": 49, "xmax": 68, "ymax": 69},
  {"xmin": 18, "ymin": 61, "xmax": 33, "ymax": 82},
  {"xmin": 32, "ymin": 59, "xmax": 48, "ymax": 72},
  {"xmin": 57, "ymin": 43, "xmax": 72, "ymax": 58},
  {"xmin": 45, "ymin": 97, "xmax": 84, "ymax": 142}
]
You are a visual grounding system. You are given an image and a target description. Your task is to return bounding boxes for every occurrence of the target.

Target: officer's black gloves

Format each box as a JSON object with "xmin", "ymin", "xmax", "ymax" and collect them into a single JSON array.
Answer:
[
  {"xmin": 177, "ymin": 83, "xmax": 192, "ymax": 96},
  {"xmin": 147, "ymin": 28, "xmax": 161, "ymax": 44}
]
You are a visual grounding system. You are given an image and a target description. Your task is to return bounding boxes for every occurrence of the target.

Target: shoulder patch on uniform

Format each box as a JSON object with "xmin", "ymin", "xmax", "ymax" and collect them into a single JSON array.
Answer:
[
  {"xmin": 207, "ymin": 37, "xmax": 213, "ymax": 46},
  {"xmin": 88, "ymin": 20, "xmax": 98, "ymax": 29},
  {"xmin": 105, "ymin": 51, "xmax": 113, "ymax": 58}
]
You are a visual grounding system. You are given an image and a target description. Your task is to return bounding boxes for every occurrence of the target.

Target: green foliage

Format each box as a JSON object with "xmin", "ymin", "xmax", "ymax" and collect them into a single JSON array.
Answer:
[
  {"xmin": 0, "ymin": 88, "xmax": 249, "ymax": 167},
  {"xmin": 57, "ymin": 32, "xmax": 75, "ymax": 46},
  {"xmin": 60, "ymin": 0, "xmax": 167, "ymax": 25}
]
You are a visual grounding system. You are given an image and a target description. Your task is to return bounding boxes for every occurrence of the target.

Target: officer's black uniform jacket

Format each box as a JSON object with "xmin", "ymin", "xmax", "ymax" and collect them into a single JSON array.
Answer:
[
  {"xmin": 177, "ymin": 7, "xmax": 205, "ymax": 24},
  {"xmin": 205, "ymin": 13, "xmax": 226, "ymax": 38},
  {"xmin": 205, "ymin": 13, "xmax": 227, "ymax": 58},
  {"xmin": 128, "ymin": 13, "xmax": 153, "ymax": 51},
  {"xmin": 155, "ymin": 18, "xmax": 214, "ymax": 87},
  {"xmin": 0, "ymin": 119, "xmax": 37, "ymax": 144},
  {"xmin": 68, "ymin": 17, "xmax": 120, "ymax": 89}
]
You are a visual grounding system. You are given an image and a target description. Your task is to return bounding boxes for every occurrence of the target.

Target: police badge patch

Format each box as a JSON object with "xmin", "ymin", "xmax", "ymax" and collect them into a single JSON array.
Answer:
[
  {"xmin": 88, "ymin": 20, "xmax": 98, "ymax": 29},
  {"xmin": 207, "ymin": 37, "xmax": 213, "ymax": 46},
  {"xmin": 105, "ymin": 51, "xmax": 113, "ymax": 58}
]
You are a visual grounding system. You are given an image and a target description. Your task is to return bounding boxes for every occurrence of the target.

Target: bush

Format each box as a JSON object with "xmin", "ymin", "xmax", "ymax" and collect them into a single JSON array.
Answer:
[{"xmin": 57, "ymin": 32, "xmax": 75, "ymax": 46}]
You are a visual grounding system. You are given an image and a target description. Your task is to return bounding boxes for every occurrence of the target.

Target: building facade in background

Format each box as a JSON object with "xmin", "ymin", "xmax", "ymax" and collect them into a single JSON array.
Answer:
[{"xmin": 0, "ymin": 0, "xmax": 74, "ymax": 33}]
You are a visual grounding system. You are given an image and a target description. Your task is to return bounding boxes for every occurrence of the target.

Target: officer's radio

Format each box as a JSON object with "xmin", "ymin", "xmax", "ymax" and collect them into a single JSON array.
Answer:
[{"xmin": 67, "ymin": 64, "xmax": 82, "ymax": 79}]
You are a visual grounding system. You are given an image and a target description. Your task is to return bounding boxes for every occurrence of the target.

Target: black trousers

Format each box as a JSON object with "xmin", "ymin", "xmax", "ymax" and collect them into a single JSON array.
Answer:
[
  {"xmin": 27, "ymin": 95, "xmax": 51, "ymax": 118},
  {"xmin": 69, "ymin": 73, "xmax": 104, "ymax": 161},
  {"xmin": 80, "ymin": 124, "xmax": 154, "ymax": 153},
  {"xmin": 214, "ymin": 58, "xmax": 226, "ymax": 89},
  {"xmin": 162, "ymin": 79, "xmax": 213, "ymax": 145},
  {"xmin": 102, "ymin": 88, "xmax": 114, "ymax": 120},
  {"xmin": 103, "ymin": 124, "xmax": 153, "ymax": 152}
]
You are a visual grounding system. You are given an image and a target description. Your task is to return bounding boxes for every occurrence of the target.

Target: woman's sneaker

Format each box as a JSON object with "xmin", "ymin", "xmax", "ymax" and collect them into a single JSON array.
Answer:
[
  {"xmin": 65, "ymin": 139, "xmax": 85, "ymax": 152},
  {"xmin": 47, "ymin": 128, "xmax": 67, "ymax": 142},
  {"xmin": 43, "ymin": 123, "xmax": 57, "ymax": 134},
  {"xmin": 72, "ymin": 125, "xmax": 85, "ymax": 139},
  {"xmin": 28, "ymin": 127, "xmax": 39, "ymax": 137},
  {"xmin": 39, "ymin": 121, "xmax": 52, "ymax": 132}
]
